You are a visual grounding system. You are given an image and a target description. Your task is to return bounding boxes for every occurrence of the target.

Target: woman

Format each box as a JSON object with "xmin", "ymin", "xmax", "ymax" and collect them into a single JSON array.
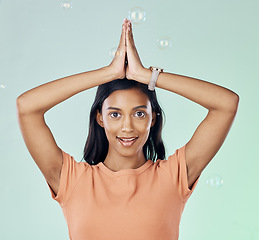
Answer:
[{"xmin": 17, "ymin": 18, "xmax": 239, "ymax": 239}]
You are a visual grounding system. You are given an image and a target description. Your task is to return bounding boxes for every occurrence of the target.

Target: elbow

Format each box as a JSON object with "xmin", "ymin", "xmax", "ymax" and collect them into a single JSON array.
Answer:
[
  {"xmin": 16, "ymin": 94, "xmax": 45, "ymax": 115},
  {"xmin": 16, "ymin": 94, "xmax": 27, "ymax": 115},
  {"xmin": 16, "ymin": 94, "xmax": 33, "ymax": 115},
  {"xmin": 233, "ymin": 93, "xmax": 239, "ymax": 111},
  {"xmin": 217, "ymin": 92, "xmax": 239, "ymax": 113},
  {"xmin": 228, "ymin": 93, "xmax": 239, "ymax": 114}
]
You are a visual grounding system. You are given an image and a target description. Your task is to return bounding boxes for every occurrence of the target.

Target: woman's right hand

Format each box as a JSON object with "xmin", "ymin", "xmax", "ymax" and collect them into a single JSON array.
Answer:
[{"xmin": 107, "ymin": 19, "xmax": 127, "ymax": 79}]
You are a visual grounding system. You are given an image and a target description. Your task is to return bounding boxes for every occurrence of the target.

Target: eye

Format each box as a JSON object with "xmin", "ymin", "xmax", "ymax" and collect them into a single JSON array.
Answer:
[
  {"xmin": 109, "ymin": 112, "xmax": 121, "ymax": 118},
  {"xmin": 134, "ymin": 111, "xmax": 146, "ymax": 118}
]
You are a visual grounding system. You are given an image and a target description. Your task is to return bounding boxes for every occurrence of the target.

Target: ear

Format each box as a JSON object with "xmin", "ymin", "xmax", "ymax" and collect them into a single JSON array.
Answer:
[
  {"xmin": 151, "ymin": 111, "xmax": 156, "ymax": 127},
  {"xmin": 96, "ymin": 110, "xmax": 104, "ymax": 128}
]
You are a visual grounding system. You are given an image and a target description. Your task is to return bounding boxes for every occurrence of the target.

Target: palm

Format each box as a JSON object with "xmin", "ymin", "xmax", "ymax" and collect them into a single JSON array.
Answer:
[
  {"xmin": 125, "ymin": 20, "xmax": 144, "ymax": 80},
  {"xmin": 125, "ymin": 49, "xmax": 143, "ymax": 80},
  {"xmin": 107, "ymin": 21, "xmax": 127, "ymax": 79},
  {"xmin": 111, "ymin": 48, "xmax": 126, "ymax": 79},
  {"xmin": 108, "ymin": 19, "xmax": 144, "ymax": 80}
]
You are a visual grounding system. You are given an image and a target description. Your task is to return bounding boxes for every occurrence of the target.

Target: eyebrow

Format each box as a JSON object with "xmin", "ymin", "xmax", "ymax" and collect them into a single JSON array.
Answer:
[{"xmin": 106, "ymin": 105, "xmax": 147, "ymax": 111}]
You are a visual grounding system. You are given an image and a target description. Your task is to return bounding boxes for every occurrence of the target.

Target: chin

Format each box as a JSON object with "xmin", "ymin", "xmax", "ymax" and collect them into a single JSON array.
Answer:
[{"xmin": 116, "ymin": 148, "xmax": 142, "ymax": 158}]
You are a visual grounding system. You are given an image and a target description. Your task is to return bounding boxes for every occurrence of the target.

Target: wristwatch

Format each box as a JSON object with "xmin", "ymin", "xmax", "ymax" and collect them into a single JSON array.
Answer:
[{"xmin": 148, "ymin": 66, "xmax": 164, "ymax": 91}]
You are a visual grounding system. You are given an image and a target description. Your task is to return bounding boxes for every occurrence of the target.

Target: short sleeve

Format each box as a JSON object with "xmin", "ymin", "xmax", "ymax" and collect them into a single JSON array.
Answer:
[
  {"xmin": 166, "ymin": 145, "xmax": 200, "ymax": 203},
  {"xmin": 46, "ymin": 150, "xmax": 89, "ymax": 207}
]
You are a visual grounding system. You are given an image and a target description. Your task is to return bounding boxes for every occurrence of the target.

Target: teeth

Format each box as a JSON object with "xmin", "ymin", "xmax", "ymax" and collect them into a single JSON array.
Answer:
[{"xmin": 119, "ymin": 138, "xmax": 136, "ymax": 142}]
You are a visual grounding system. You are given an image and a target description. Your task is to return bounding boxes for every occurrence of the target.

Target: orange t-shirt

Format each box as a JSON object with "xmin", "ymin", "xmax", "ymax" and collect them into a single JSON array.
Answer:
[{"xmin": 47, "ymin": 144, "xmax": 200, "ymax": 240}]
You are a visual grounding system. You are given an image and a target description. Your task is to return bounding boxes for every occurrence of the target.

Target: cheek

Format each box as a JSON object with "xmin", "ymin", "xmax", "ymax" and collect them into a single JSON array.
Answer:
[
  {"xmin": 138, "ymin": 122, "xmax": 151, "ymax": 130},
  {"xmin": 102, "ymin": 119, "xmax": 117, "ymax": 130},
  {"xmin": 134, "ymin": 121, "xmax": 153, "ymax": 136},
  {"xmin": 102, "ymin": 119, "xmax": 119, "ymax": 138}
]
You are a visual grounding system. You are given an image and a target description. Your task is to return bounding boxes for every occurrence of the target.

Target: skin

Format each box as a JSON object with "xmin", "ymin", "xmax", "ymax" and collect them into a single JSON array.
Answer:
[
  {"xmin": 116, "ymin": 19, "xmax": 239, "ymax": 190},
  {"xmin": 16, "ymin": 18, "xmax": 238, "ymax": 196},
  {"xmin": 96, "ymin": 88, "xmax": 156, "ymax": 172},
  {"xmin": 108, "ymin": 18, "xmax": 145, "ymax": 80}
]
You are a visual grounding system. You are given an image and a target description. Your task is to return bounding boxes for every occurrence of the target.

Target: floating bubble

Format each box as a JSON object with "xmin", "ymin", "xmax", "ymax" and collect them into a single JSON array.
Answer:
[
  {"xmin": 128, "ymin": 7, "xmax": 146, "ymax": 24},
  {"xmin": 206, "ymin": 174, "xmax": 223, "ymax": 189},
  {"xmin": 110, "ymin": 47, "xmax": 123, "ymax": 58},
  {"xmin": 157, "ymin": 36, "xmax": 172, "ymax": 50},
  {"xmin": 0, "ymin": 84, "xmax": 6, "ymax": 89},
  {"xmin": 61, "ymin": 1, "xmax": 72, "ymax": 9}
]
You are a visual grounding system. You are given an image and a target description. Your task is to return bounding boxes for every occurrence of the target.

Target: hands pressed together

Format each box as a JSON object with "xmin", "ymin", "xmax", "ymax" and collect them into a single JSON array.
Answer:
[{"xmin": 108, "ymin": 18, "xmax": 145, "ymax": 80}]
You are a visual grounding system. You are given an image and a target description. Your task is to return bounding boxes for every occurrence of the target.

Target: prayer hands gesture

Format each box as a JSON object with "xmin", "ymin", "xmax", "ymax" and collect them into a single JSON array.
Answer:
[{"xmin": 108, "ymin": 18, "xmax": 145, "ymax": 80}]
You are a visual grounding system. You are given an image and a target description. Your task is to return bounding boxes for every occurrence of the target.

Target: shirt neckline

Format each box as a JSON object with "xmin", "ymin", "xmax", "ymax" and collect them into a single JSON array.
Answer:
[{"xmin": 97, "ymin": 159, "xmax": 153, "ymax": 177}]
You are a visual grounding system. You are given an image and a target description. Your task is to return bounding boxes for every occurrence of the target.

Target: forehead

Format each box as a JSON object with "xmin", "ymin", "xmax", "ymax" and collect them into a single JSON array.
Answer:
[{"xmin": 102, "ymin": 88, "xmax": 151, "ymax": 110}]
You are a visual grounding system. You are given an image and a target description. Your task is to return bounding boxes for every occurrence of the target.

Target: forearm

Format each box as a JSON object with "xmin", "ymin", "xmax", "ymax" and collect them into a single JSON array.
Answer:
[
  {"xmin": 17, "ymin": 66, "xmax": 115, "ymax": 114},
  {"xmin": 136, "ymin": 68, "xmax": 239, "ymax": 112}
]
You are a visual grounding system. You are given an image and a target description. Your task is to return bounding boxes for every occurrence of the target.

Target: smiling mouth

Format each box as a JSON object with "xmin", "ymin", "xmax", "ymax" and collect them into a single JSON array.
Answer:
[{"xmin": 117, "ymin": 137, "xmax": 139, "ymax": 147}]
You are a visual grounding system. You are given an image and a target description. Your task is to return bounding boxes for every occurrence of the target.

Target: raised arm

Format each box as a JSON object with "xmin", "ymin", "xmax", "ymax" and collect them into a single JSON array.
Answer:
[
  {"xmin": 17, "ymin": 67, "xmax": 116, "ymax": 115},
  {"xmin": 136, "ymin": 69, "xmax": 239, "ymax": 190},
  {"xmin": 16, "ymin": 19, "xmax": 128, "ymax": 196},
  {"xmin": 125, "ymin": 19, "xmax": 239, "ymax": 190}
]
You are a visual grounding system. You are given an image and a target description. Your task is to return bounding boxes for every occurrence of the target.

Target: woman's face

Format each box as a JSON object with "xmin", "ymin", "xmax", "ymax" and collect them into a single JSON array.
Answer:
[{"xmin": 96, "ymin": 88, "xmax": 156, "ymax": 158}]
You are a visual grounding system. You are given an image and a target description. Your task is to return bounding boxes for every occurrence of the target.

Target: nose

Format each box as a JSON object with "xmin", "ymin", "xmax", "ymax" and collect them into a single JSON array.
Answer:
[{"xmin": 121, "ymin": 116, "xmax": 133, "ymax": 132}]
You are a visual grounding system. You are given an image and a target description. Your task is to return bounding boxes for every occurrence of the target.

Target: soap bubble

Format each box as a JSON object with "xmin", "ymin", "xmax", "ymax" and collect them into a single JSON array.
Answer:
[
  {"xmin": 206, "ymin": 174, "xmax": 223, "ymax": 189},
  {"xmin": 0, "ymin": 84, "xmax": 6, "ymax": 89},
  {"xmin": 61, "ymin": 1, "xmax": 72, "ymax": 9},
  {"xmin": 157, "ymin": 36, "xmax": 172, "ymax": 49},
  {"xmin": 110, "ymin": 47, "xmax": 123, "ymax": 58},
  {"xmin": 128, "ymin": 7, "xmax": 146, "ymax": 24}
]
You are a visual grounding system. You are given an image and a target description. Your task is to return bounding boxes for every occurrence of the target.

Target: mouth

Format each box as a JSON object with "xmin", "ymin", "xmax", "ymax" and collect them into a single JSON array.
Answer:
[{"xmin": 116, "ymin": 137, "xmax": 139, "ymax": 147}]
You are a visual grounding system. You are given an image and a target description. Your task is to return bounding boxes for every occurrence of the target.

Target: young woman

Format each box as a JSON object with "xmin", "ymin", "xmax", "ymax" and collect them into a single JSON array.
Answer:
[{"xmin": 17, "ymin": 18, "xmax": 239, "ymax": 239}]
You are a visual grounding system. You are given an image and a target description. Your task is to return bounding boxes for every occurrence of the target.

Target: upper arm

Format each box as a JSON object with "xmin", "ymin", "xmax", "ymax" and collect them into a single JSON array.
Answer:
[
  {"xmin": 17, "ymin": 99, "xmax": 63, "ymax": 196},
  {"xmin": 185, "ymin": 106, "xmax": 238, "ymax": 190}
]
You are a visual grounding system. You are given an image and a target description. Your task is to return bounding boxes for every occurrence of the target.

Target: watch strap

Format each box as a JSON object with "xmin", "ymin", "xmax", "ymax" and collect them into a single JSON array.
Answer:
[
  {"xmin": 148, "ymin": 70, "xmax": 159, "ymax": 91},
  {"xmin": 148, "ymin": 66, "xmax": 163, "ymax": 91}
]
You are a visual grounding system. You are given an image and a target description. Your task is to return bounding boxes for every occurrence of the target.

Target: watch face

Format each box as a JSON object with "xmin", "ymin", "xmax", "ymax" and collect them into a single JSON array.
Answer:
[{"xmin": 150, "ymin": 66, "xmax": 164, "ymax": 72}]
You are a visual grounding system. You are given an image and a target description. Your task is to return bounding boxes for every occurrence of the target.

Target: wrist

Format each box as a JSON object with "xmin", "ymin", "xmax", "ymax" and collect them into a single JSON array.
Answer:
[
  {"xmin": 134, "ymin": 67, "xmax": 152, "ymax": 85},
  {"xmin": 105, "ymin": 66, "xmax": 122, "ymax": 80}
]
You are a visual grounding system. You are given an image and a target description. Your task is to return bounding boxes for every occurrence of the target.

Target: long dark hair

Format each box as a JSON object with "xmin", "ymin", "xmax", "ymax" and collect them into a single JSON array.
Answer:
[{"xmin": 81, "ymin": 78, "xmax": 165, "ymax": 165}]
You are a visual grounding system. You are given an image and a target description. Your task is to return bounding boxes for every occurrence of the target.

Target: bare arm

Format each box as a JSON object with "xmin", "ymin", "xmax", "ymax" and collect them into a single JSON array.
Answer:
[
  {"xmin": 17, "ymin": 67, "xmax": 116, "ymax": 114},
  {"xmin": 134, "ymin": 68, "xmax": 239, "ymax": 189},
  {"xmin": 17, "ymin": 19, "xmax": 128, "ymax": 197},
  {"xmin": 124, "ymin": 18, "xmax": 239, "ymax": 190},
  {"xmin": 136, "ymin": 69, "xmax": 239, "ymax": 112},
  {"xmin": 16, "ymin": 67, "xmax": 117, "ymax": 196},
  {"xmin": 17, "ymin": 18, "xmax": 128, "ymax": 115},
  {"xmin": 15, "ymin": 19, "xmax": 128, "ymax": 199}
]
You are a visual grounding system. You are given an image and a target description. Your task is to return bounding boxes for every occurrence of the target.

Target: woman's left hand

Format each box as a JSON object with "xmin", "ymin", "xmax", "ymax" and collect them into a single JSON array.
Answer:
[{"xmin": 125, "ymin": 19, "xmax": 145, "ymax": 80}]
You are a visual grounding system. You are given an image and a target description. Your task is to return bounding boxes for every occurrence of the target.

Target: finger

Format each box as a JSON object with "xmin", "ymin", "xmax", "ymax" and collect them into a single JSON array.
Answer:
[
  {"xmin": 119, "ymin": 21, "xmax": 126, "ymax": 50},
  {"xmin": 126, "ymin": 21, "xmax": 142, "ymax": 62},
  {"xmin": 126, "ymin": 20, "xmax": 134, "ymax": 49},
  {"xmin": 125, "ymin": 20, "xmax": 129, "ymax": 47}
]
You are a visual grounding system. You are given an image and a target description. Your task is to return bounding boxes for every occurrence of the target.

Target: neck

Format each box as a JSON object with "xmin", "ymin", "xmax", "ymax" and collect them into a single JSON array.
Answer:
[{"xmin": 103, "ymin": 149, "xmax": 147, "ymax": 172}]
